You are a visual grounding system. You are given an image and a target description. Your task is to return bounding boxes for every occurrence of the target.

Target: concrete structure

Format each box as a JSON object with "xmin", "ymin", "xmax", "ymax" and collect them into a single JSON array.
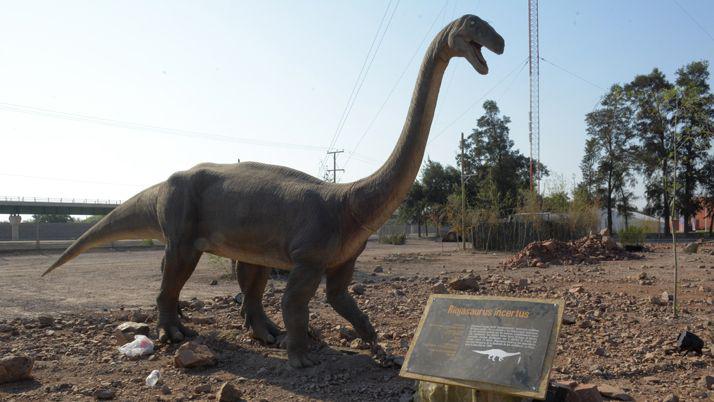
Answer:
[
  {"xmin": 0, "ymin": 197, "xmax": 120, "ymax": 215},
  {"xmin": 8, "ymin": 214, "xmax": 21, "ymax": 241},
  {"xmin": 1, "ymin": 197, "xmax": 120, "ymax": 247}
]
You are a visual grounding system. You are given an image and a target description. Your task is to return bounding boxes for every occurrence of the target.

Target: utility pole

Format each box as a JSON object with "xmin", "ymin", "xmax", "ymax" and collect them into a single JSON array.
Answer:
[
  {"xmin": 460, "ymin": 133, "xmax": 466, "ymax": 250},
  {"xmin": 326, "ymin": 149, "xmax": 344, "ymax": 183}
]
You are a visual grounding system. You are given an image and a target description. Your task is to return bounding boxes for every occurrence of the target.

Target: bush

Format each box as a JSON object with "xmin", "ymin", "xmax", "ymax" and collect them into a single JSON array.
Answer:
[
  {"xmin": 379, "ymin": 233, "xmax": 406, "ymax": 245},
  {"xmin": 618, "ymin": 225, "xmax": 646, "ymax": 246}
]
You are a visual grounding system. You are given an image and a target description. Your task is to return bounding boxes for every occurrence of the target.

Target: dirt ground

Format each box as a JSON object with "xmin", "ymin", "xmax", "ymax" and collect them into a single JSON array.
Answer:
[{"xmin": 0, "ymin": 238, "xmax": 712, "ymax": 401}]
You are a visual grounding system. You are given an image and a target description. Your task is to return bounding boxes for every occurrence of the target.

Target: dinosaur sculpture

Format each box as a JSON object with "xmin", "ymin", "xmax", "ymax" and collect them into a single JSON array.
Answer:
[{"xmin": 43, "ymin": 15, "xmax": 504, "ymax": 368}]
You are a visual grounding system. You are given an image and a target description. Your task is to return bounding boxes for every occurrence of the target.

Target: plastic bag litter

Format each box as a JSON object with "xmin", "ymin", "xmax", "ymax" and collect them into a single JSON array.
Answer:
[
  {"xmin": 118, "ymin": 334, "xmax": 154, "ymax": 357},
  {"xmin": 145, "ymin": 369, "xmax": 161, "ymax": 387}
]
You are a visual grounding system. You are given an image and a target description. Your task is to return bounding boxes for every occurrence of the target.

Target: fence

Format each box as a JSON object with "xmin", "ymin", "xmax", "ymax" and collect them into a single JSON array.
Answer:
[{"xmin": 470, "ymin": 220, "xmax": 591, "ymax": 252}]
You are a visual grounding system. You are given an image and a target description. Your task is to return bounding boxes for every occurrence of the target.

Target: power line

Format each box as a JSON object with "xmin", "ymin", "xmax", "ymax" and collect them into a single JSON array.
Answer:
[
  {"xmin": 429, "ymin": 57, "xmax": 529, "ymax": 143},
  {"xmin": 0, "ymin": 101, "xmax": 378, "ymax": 162},
  {"xmin": 0, "ymin": 173, "xmax": 144, "ymax": 187},
  {"xmin": 496, "ymin": 58, "xmax": 528, "ymax": 100},
  {"xmin": 539, "ymin": 57, "xmax": 605, "ymax": 91},
  {"xmin": 322, "ymin": 0, "xmax": 399, "ymax": 162},
  {"xmin": 672, "ymin": 0, "xmax": 714, "ymax": 43},
  {"xmin": 343, "ymin": 0, "xmax": 450, "ymax": 170}
]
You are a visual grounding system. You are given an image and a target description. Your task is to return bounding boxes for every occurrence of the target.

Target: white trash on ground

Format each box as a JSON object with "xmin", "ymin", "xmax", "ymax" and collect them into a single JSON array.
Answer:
[
  {"xmin": 118, "ymin": 334, "xmax": 154, "ymax": 357},
  {"xmin": 145, "ymin": 369, "xmax": 161, "ymax": 387}
]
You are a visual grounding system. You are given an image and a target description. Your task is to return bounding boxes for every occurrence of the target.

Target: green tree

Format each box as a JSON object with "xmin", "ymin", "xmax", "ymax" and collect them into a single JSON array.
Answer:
[
  {"xmin": 460, "ymin": 100, "xmax": 545, "ymax": 216},
  {"xmin": 420, "ymin": 159, "xmax": 460, "ymax": 236},
  {"xmin": 32, "ymin": 214, "xmax": 75, "ymax": 223},
  {"xmin": 398, "ymin": 182, "xmax": 427, "ymax": 237},
  {"xmin": 80, "ymin": 215, "xmax": 105, "ymax": 224},
  {"xmin": 626, "ymin": 68, "xmax": 674, "ymax": 233},
  {"xmin": 581, "ymin": 84, "xmax": 636, "ymax": 234},
  {"xmin": 699, "ymin": 156, "xmax": 714, "ymax": 235},
  {"xmin": 421, "ymin": 158, "xmax": 460, "ymax": 205},
  {"xmin": 671, "ymin": 61, "xmax": 714, "ymax": 232}
]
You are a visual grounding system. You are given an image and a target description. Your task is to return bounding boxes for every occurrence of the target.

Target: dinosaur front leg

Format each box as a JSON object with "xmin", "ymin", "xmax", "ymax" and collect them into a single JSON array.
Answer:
[
  {"xmin": 280, "ymin": 263, "xmax": 324, "ymax": 368},
  {"xmin": 237, "ymin": 261, "xmax": 282, "ymax": 344},
  {"xmin": 156, "ymin": 243, "xmax": 202, "ymax": 342},
  {"xmin": 325, "ymin": 259, "xmax": 377, "ymax": 343}
]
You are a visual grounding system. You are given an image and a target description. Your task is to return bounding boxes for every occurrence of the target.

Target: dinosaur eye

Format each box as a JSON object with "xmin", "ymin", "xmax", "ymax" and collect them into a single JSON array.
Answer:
[{"xmin": 469, "ymin": 20, "xmax": 475, "ymax": 26}]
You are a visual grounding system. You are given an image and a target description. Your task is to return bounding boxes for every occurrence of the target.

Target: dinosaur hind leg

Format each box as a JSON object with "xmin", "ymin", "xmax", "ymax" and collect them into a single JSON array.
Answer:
[
  {"xmin": 155, "ymin": 177, "xmax": 201, "ymax": 343},
  {"xmin": 237, "ymin": 262, "xmax": 282, "ymax": 344},
  {"xmin": 325, "ymin": 258, "xmax": 377, "ymax": 343},
  {"xmin": 156, "ymin": 243, "xmax": 201, "ymax": 342}
]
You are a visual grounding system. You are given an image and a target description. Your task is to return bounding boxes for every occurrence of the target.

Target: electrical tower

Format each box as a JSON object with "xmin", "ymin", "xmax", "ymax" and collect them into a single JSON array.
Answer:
[
  {"xmin": 326, "ymin": 149, "xmax": 344, "ymax": 183},
  {"xmin": 528, "ymin": 0, "xmax": 540, "ymax": 193}
]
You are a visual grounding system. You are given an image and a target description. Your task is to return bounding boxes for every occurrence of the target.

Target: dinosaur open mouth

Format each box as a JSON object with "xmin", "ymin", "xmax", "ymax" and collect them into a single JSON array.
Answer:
[{"xmin": 466, "ymin": 40, "xmax": 488, "ymax": 75}]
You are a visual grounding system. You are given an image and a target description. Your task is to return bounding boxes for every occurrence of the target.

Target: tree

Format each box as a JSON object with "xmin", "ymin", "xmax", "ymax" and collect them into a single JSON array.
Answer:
[
  {"xmin": 699, "ymin": 156, "xmax": 714, "ymax": 234},
  {"xmin": 80, "ymin": 215, "xmax": 105, "ymax": 224},
  {"xmin": 460, "ymin": 100, "xmax": 546, "ymax": 216},
  {"xmin": 398, "ymin": 182, "xmax": 427, "ymax": 237},
  {"xmin": 421, "ymin": 158, "xmax": 460, "ymax": 206},
  {"xmin": 420, "ymin": 159, "xmax": 460, "ymax": 236},
  {"xmin": 581, "ymin": 84, "xmax": 636, "ymax": 234},
  {"xmin": 32, "ymin": 214, "xmax": 75, "ymax": 223},
  {"xmin": 671, "ymin": 61, "xmax": 714, "ymax": 232},
  {"xmin": 626, "ymin": 68, "xmax": 674, "ymax": 233}
]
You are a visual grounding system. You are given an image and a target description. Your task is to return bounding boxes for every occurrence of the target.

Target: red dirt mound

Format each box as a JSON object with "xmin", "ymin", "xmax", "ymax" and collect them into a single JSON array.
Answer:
[{"xmin": 502, "ymin": 232, "xmax": 642, "ymax": 268}]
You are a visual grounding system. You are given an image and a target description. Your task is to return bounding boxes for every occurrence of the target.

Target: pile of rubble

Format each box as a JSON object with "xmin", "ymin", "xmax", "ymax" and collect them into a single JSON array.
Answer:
[{"xmin": 503, "ymin": 229, "xmax": 641, "ymax": 268}]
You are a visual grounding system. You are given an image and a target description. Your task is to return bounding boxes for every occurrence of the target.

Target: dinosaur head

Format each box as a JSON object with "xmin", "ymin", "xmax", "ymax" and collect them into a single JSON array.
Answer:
[{"xmin": 446, "ymin": 15, "xmax": 504, "ymax": 74}]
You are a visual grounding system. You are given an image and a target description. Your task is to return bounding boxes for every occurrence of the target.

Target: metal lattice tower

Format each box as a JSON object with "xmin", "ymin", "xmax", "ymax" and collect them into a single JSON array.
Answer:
[{"xmin": 528, "ymin": 0, "xmax": 540, "ymax": 193}]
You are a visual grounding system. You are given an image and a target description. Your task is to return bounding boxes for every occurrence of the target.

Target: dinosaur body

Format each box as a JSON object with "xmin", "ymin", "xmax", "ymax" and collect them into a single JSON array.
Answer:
[
  {"xmin": 43, "ymin": 15, "xmax": 504, "ymax": 368},
  {"xmin": 472, "ymin": 349, "xmax": 522, "ymax": 363}
]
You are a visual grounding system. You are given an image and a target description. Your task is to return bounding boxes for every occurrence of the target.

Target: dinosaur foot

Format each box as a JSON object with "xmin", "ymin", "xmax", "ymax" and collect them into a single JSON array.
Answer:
[
  {"xmin": 287, "ymin": 350, "xmax": 319, "ymax": 368},
  {"xmin": 278, "ymin": 335, "xmax": 320, "ymax": 368},
  {"xmin": 158, "ymin": 321, "xmax": 197, "ymax": 343},
  {"xmin": 247, "ymin": 318, "xmax": 282, "ymax": 344}
]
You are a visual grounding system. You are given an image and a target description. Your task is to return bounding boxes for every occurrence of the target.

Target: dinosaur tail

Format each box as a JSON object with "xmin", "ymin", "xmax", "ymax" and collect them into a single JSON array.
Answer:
[{"xmin": 42, "ymin": 184, "xmax": 164, "ymax": 277}]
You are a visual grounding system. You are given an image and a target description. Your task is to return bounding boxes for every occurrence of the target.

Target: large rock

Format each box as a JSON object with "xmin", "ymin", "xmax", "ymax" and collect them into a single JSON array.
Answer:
[
  {"xmin": 447, "ymin": 274, "xmax": 479, "ymax": 291},
  {"xmin": 683, "ymin": 241, "xmax": 700, "ymax": 254},
  {"xmin": 174, "ymin": 341, "xmax": 217, "ymax": 368},
  {"xmin": 597, "ymin": 384, "xmax": 632, "ymax": 400},
  {"xmin": 349, "ymin": 284, "xmax": 366, "ymax": 295},
  {"xmin": 431, "ymin": 282, "xmax": 448, "ymax": 294},
  {"xmin": 0, "ymin": 355, "xmax": 33, "ymax": 384},
  {"xmin": 93, "ymin": 388, "xmax": 116, "ymax": 400},
  {"xmin": 574, "ymin": 384, "xmax": 603, "ymax": 402},
  {"xmin": 601, "ymin": 236, "xmax": 618, "ymax": 250},
  {"xmin": 114, "ymin": 322, "xmax": 150, "ymax": 345},
  {"xmin": 216, "ymin": 382, "xmax": 242, "ymax": 402},
  {"xmin": 703, "ymin": 375, "xmax": 714, "ymax": 390},
  {"xmin": 547, "ymin": 381, "xmax": 579, "ymax": 402}
]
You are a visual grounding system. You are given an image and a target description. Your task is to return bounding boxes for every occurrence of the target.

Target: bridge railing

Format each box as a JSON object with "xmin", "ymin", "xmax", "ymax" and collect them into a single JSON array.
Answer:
[{"xmin": 1, "ymin": 196, "xmax": 123, "ymax": 205}]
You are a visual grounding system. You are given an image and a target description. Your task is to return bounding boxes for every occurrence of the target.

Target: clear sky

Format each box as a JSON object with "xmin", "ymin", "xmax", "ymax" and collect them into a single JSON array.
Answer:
[{"xmin": 1, "ymin": 1, "xmax": 712, "ymax": 218}]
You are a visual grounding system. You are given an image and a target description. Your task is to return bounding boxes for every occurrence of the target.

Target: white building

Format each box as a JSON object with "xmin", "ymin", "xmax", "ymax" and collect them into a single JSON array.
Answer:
[{"xmin": 599, "ymin": 210, "xmax": 663, "ymax": 233}]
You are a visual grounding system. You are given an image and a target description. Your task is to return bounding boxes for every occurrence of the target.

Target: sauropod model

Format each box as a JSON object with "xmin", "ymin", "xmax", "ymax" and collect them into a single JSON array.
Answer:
[{"xmin": 43, "ymin": 14, "xmax": 504, "ymax": 368}]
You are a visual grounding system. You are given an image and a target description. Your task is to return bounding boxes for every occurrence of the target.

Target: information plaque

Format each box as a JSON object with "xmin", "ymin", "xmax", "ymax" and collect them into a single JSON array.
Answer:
[{"xmin": 400, "ymin": 295, "xmax": 564, "ymax": 399}]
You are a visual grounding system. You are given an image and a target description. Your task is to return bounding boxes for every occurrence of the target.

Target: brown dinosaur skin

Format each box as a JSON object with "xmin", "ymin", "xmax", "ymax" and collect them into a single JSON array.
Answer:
[{"xmin": 43, "ymin": 15, "xmax": 504, "ymax": 368}]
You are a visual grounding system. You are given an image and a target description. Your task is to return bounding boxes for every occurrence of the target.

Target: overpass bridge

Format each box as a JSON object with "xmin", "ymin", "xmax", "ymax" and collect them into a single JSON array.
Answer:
[
  {"xmin": 0, "ymin": 196, "xmax": 121, "ymax": 215},
  {"xmin": 1, "ymin": 197, "xmax": 121, "ymax": 241}
]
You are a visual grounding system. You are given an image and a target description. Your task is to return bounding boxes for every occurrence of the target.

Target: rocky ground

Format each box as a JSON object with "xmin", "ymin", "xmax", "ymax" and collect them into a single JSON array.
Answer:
[{"xmin": 0, "ymin": 239, "xmax": 712, "ymax": 401}]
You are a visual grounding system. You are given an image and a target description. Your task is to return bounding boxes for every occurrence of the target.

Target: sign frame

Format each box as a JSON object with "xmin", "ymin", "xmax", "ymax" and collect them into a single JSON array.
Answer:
[{"xmin": 399, "ymin": 294, "xmax": 564, "ymax": 399}]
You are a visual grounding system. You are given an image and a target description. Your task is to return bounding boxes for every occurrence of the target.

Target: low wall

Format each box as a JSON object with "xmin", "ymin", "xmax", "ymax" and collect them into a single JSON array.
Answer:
[{"xmin": 0, "ymin": 222, "xmax": 95, "ymax": 241}]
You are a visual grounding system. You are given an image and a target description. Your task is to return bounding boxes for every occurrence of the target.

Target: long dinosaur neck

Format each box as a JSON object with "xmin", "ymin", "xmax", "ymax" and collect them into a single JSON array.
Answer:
[{"xmin": 348, "ymin": 29, "xmax": 450, "ymax": 231}]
